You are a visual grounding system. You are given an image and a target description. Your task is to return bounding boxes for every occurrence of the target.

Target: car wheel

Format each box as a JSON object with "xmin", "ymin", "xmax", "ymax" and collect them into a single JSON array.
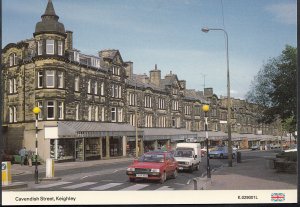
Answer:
[
  {"xmin": 129, "ymin": 178, "xmax": 135, "ymax": 182},
  {"xmin": 160, "ymin": 172, "xmax": 166, "ymax": 184},
  {"xmin": 172, "ymin": 169, "xmax": 178, "ymax": 179}
]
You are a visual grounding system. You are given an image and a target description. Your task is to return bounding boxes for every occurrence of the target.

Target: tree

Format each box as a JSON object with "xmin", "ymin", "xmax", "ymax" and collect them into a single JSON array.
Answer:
[{"xmin": 246, "ymin": 45, "xmax": 297, "ymax": 131}]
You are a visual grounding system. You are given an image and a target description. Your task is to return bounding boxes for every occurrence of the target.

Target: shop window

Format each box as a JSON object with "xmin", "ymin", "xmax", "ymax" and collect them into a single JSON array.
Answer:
[
  {"xmin": 51, "ymin": 139, "xmax": 75, "ymax": 161},
  {"xmin": 85, "ymin": 138, "xmax": 101, "ymax": 160}
]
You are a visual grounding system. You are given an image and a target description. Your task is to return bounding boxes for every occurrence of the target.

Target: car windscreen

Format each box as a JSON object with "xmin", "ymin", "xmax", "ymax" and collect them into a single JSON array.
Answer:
[
  {"xmin": 138, "ymin": 154, "xmax": 165, "ymax": 163},
  {"xmin": 174, "ymin": 148, "xmax": 193, "ymax": 158}
]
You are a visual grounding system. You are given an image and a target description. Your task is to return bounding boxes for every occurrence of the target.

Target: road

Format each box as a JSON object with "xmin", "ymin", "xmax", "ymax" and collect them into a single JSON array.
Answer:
[{"xmin": 11, "ymin": 150, "xmax": 278, "ymax": 191}]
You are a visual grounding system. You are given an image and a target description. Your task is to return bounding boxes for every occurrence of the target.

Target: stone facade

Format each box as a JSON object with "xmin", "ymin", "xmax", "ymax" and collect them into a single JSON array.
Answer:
[{"xmin": 2, "ymin": 0, "xmax": 282, "ymax": 161}]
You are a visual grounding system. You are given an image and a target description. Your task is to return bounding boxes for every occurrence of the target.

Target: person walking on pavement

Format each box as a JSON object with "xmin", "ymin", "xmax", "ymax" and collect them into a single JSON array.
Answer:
[{"xmin": 19, "ymin": 147, "xmax": 27, "ymax": 166}]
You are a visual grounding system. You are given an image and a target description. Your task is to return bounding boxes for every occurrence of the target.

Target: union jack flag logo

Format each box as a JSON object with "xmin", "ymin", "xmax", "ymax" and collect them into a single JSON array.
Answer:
[{"xmin": 271, "ymin": 193, "xmax": 285, "ymax": 202}]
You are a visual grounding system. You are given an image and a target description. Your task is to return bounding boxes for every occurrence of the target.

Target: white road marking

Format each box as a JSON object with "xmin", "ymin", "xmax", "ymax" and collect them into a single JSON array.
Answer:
[
  {"xmin": 174, "ymin": 183, "xmax": 185, "ymax": 186},
  {"xmin": 90, "ymin": 183, "xmax": 122, "ymax": 190},
  {"xmin": 120, "ymin": 184, "xmax": 148, "ymax": 191},
  {"xmin": 62, "ymin": 182, "xmax": 97, "ymax": 189},
  {"xmin": 155, "ymin": 186, "xmax": 174, "ymax": 191},
  {"xmin": 187, "ymin": 179, "xmax": 191, "ymax": 185},
  {"xmin": 34, "ymin": 182, "xmax": 71, "ymax": 189},
  {"xmin": 81, "ymin": 176, "xmax": 89, "ymax": 179}
]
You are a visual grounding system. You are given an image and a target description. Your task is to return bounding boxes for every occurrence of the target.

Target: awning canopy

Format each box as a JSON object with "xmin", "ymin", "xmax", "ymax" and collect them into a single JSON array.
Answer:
[
  {"xmin": 45, "ymin": 121, "xmax": 143, "ymax": 139},
  {"xmin": 139, "ymin": 128, "xmax": 197, "ymax": 141}
]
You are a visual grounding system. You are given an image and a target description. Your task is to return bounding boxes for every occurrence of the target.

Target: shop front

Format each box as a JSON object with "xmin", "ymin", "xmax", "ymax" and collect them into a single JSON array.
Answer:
[{"xmin": 45, "ymin": 121, "xmax": 141, "ymax": 162}]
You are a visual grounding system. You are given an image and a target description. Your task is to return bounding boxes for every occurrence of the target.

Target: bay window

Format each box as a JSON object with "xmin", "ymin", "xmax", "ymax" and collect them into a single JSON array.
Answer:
[
  {"xmin": 46, "ymin": 39, "xmax": 55, "ymax": 54},
  {"xmin": 46, "ymin": 70, "xmax": 55, "ymax": 88},
  {"xmin": 47, "ymin": 101, "xmax": 55, "ymax": 120},
  {"xmin": 57, "ymin": 71, "xmax": 64, "ymax": 88},
  {"xmin": 58, "ymin": 41, "xmax": 63, "ymax": 56}
]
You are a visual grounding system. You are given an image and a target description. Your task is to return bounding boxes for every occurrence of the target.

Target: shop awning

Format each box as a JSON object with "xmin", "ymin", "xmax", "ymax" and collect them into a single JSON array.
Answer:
[
  {"xmin": 45, "ymin": 121, "xmax": 143, "ymax": 139},
  {"xmin": 139, "ymin": 128, "xmax": 197, "ymax": 141}
]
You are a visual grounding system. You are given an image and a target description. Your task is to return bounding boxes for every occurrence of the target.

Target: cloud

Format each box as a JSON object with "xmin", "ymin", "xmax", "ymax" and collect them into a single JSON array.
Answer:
[{"xmin": 265, "ymin": 2, "xmax": 296, "ymax": 25}]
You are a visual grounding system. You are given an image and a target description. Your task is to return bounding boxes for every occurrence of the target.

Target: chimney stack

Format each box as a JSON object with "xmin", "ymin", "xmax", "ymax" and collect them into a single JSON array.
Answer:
[
  {"xmin": 125, "ymin": 61, "xmax": 133, "ymax": 79},
  {"xmin": 65, "ymin": 30, "xmax": 73, "ymax": 50},
  {"xmin": 149, "ymin": 64, "xmax": 161, "ymax": 87}
]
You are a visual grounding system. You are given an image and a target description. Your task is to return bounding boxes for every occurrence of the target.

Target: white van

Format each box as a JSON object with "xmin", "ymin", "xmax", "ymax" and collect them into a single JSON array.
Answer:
[{"xmin": 174, "ymin": 143, "xmax": 201, "ymax": 172}]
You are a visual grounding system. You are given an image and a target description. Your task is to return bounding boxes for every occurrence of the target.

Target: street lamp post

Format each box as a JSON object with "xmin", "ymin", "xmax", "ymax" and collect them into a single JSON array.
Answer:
[
  {"xmin": 201, "ymin": 27, "xmax": 233, "ymax": 167},
  {"xmin": 135, "ymin": 83, "xmax": 139, "ymax": 158},
  {"xmin": 202, "ymin": 104, "xmax": 210, "ymax": 178},
  {"xmin": 32, "ymin": 107, "xmax": 41, "ymax": 184}
]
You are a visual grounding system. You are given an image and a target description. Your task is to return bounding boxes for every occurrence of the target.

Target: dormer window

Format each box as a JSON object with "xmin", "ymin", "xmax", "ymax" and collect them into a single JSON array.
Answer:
[{"xmin": 46, "ymin": 39, "xmax": 55, "ymax": 54}]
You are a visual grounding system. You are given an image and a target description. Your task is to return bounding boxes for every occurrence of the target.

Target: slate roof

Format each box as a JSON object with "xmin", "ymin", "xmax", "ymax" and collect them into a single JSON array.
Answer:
[
  {"xmin": 99, "ymin": 49, "xmax": 119, "ymax": 60},
  {"xmin": 127, "ymin": 75, "xmax": 164, "ymax": 92}
]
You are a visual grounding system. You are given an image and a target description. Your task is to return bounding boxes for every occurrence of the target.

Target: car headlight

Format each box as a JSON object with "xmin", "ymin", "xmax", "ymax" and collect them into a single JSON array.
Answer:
[
  {"xmin": 127, "ymin": 167, "xmax": 135, "ymax": 171},
  {"xmin": 150, "ymin": 169, "xmax": 160, "ymax": 173}
]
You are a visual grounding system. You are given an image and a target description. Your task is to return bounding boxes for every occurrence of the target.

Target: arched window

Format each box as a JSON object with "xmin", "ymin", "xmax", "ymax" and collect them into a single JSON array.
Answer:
[{"xmin": 9, "ymin": 53, "xmax": 17, "ymax": 66}]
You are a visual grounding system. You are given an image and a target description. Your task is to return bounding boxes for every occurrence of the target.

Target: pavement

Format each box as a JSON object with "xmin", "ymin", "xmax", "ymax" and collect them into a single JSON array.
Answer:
[
  {"xmin": 3, "ymin": 152, "xmax": 297, "ymax": 191},
  {"xmin": 184, "ymin": 153, "xmax": 297, "ymax": 190},
  {"xmin": 2, "ymin": 157, "xmax": 135, "ymax": 190}
]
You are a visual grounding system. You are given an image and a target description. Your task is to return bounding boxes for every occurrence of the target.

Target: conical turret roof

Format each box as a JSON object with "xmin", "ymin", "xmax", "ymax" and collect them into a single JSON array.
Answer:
[{"xmin": 34, "ymin": 0, "xmax": 65, "ymax": 36}]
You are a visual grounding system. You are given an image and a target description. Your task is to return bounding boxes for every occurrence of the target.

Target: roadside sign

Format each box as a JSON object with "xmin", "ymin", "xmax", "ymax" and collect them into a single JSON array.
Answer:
[{"xmin": 2, "ymin": 162, "xmax": 12, "ymax": 186}]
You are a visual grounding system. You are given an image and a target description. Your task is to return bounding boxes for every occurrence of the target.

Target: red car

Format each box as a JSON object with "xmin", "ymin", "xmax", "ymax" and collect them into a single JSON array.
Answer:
[{"xmin": 126, "ymin": 151, "xmax": 178, "ymax": 184}]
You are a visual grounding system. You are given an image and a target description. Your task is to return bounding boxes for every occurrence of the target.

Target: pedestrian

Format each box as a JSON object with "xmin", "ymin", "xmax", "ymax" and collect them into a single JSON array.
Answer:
[{"xmin": 19, "ymin": 147, "xmax": 26, "ymax": 166}]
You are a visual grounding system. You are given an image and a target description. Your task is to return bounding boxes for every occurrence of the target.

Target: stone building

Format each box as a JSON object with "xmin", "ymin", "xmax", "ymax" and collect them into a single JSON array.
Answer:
[{"xmin": 2, "ymin": 0, "xmax": 282, "ymax": 162}]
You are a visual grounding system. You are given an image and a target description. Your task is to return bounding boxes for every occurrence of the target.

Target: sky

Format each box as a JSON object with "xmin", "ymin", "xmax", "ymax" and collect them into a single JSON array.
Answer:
[{"xmin": 2, "ymin": 0, "xmax": 297, "ymax": 99}]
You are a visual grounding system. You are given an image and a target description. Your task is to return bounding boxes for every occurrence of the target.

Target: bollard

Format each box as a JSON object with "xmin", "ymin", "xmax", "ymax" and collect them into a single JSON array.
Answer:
[
  {"xmin": 193, "ymin": 178, "xmax": 198, "ymax": 190},
  {"xmin": 2, "ymin": 162, "xmax": 12, "ymax": 186},
  {"xmin": 46, "ymin": 158, "xmax": 54, "ymax": 178}
]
